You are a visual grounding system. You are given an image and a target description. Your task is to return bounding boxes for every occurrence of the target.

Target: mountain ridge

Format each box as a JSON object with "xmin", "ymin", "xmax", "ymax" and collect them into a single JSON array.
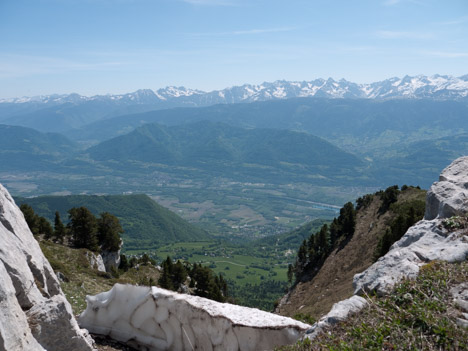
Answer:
[{"xmin": 2, "ymin": 74, "xmax": 468, "ymax": 105}]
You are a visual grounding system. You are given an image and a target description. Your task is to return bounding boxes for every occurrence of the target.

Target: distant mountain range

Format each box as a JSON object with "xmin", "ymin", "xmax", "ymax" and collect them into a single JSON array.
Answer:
[
  {"xmin": 1, "ymin": 74, "xmax": 466, "ymax": 134},
  {"xmin": 2, "ymin": 75, "xmax": 468, "ymax": 107}
]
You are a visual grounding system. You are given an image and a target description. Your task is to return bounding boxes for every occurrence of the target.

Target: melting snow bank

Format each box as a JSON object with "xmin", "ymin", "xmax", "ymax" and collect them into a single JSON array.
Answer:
[{"xmin": 78, "ymin": 284, "xmax": 311, "ymax": 351}]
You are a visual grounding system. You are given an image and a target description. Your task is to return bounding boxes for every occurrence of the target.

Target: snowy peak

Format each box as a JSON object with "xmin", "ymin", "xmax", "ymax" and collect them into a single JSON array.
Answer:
[{"xmin": 2, "ymin": 74, "xmax": 468, "ymax": 106}]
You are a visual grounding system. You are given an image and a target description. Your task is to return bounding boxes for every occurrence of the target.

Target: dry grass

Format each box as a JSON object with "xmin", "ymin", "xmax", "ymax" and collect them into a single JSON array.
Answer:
[
  {"xmin": 277, "ymin": 188, "xmax": 426, "ymax": 320},
  {"xmin": 39, "ymin": 240, "xmax": 161, "ymax": 314},
  {"xmin": 278, "ymin": 260, "xmax": 468, "ymax": 351}
]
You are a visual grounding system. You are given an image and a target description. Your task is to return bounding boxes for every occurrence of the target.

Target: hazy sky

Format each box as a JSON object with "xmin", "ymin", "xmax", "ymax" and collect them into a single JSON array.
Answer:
[{"xmin": 0, "ymin": 0, "xmax": 467, "ymax": 98}]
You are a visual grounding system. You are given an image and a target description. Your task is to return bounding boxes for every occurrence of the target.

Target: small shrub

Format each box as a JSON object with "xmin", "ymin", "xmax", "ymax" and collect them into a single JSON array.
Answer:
[{"xmin": 293, "ymin": 313, "xmax": 316, "ymax": 325}]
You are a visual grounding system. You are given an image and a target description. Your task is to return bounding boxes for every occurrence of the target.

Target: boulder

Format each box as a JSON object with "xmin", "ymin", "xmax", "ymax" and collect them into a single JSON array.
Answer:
[
  {"xmin": 304, "ymin": 296, "xmax": 368, "ymax": 340},
  {"xmin": 424, "ymin": 156, "xmax": 468, "ymax": 220},
  {"xmin": 0, "ymin": 184, "xmax": 96, "ymax": 351},
  {"xmin": 101, "ymin": 241, "xmax": 122, "ymax": 272},
  {"xmin": 353, "ymin": 220, "xmax": 468, "ymax": 295},
  {"xmin": 79, "ymin": 284, "xmax": 311, "ymax": 351},
  {"xmin": 85, "ymin": 251, "xmax": 106, "ymax": 272}
]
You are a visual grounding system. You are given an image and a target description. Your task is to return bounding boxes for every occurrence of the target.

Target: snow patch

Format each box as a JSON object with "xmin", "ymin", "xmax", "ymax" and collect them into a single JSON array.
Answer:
[{"xmin": 79, "ymin": 284, "xmax": 310, "ymax": 350}]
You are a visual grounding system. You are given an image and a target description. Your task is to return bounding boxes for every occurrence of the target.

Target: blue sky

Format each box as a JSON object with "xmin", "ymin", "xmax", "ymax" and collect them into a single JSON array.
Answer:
[{"xmin": 0, "ymin": 0, "xmax": 467, "ymax": 98}]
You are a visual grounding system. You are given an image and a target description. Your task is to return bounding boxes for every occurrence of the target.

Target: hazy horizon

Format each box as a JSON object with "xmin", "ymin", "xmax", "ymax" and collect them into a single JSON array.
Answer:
[{"xmin": 1, "ymin": 0, "xmax": 467, "ymax": 99}]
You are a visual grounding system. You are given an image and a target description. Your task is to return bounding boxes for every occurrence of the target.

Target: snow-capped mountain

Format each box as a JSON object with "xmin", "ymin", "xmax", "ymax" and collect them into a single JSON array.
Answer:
[{"xmin": 1, "ymin": 74, "xmax": 467, "ymax": 106}]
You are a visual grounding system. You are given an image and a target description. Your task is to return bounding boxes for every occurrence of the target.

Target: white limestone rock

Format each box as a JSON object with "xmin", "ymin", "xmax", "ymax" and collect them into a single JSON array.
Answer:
[
  {"xmin": 304, "ymin": 296, "xmax": 368, "ymax": 340},
  {"xmin": 101, "ymin": 241, "xmax": 122, "ymax": 272},
  {"xmin": 353, "ymin": 220, "xmax": 468, "ymax": 295},
  {"xmin": 0, "ymin": 260, "xmax": 45, "ymax": 351},
  {"xmin": 354, "ymin": 156, "xmax": 468, "ymax": 296},
  {"xmin": 0, "ymin": 184, "xmax": 96, "ymax": 351},
  {"xmin": 451, "ymin": 282, "xmax": 468, "ymax": 329},
  {"xmin": 86, "ymin": 251, "xmax": 106, "ymax": 272},
  {"xmin": 425, "ymin": 156, "xmax": 468, "ymax": 220},
  {"xmin": 27, "ymin": 295, "xmax": 96, "ymax": 350},
  {"xmin": 79, "ymin": 284, "xmax": 311, "ymax": 351}
]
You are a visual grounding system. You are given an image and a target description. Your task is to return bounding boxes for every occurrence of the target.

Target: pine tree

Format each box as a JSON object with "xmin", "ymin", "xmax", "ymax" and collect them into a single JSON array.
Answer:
[
  {"xmin": 158, "ymin": 256, "xmax": 174, "ymax": 290},
  {"xmin": 340, "ymin": 202, "xmax": 356, "ymax": 238},
  {"xmin": 172, "ymin": 261, "xmax": 188, "ymax": 289},
  {"xmin": 38, "ymin": 217, "xmax": 53, "ymax": 240},
  {"xmin": 53, "ymin": 211, "xmax": 66, "ymax": 243},
  {"xmin": 68, "ymin": 207, "xmax": 99, "ymax": 251},
  {"xmin": 20, "ymin": 204, "xmax": 39, "ymax": 235},
  {"xmin": 315, "ymin": 224, "xmax": 330, "ymax": 258},
  {"xmin": 97, "ymin": 212, "xmax": 123, "ymax": 252},
  {"xmin": 287, "ymin": 263, "xmax": 294, "ymax": 284}
]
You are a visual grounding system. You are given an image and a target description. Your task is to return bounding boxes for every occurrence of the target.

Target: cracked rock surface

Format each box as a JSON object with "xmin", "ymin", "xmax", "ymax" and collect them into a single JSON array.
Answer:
[
  {"xmin": 354, "ymin": 156, "xmax": 468, "ymax": 296},
  {"xmin": 451, "ymin": 282, "xmax": 468, "ymax": 329},
  {"xmin": 0, "ymin": 184, "xmax": 96, "ymax": 351}
]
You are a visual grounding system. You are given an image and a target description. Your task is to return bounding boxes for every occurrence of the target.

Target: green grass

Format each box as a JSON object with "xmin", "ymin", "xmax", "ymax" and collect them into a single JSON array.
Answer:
[
  {"xmin": 278, "ymin": 260, "xmax": 468, "ymax": 350},
  {"xmin": 149, "ymin": 241, "xmax": 288, "ymax": 286},
  {"xmin": 40, "ymin": 240, "xmax": 161, "ymax": 314}
]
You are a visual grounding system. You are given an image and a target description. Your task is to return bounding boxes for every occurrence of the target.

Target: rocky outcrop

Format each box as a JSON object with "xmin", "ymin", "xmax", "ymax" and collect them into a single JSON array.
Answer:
[
  {"xmin": 353, "ymin": 156, "xmax": 468, "ymax": 296},
  {"xmin": 304, "ymin": 296, "xmax": 368, "ymax": 339},
  {"xmin": 85, "ymin": 251, "xmax": 106, "ymax": 272},
  {"xmin": 79, "ymin": 284, "xmax": 311, "ymax": 351},
  {"xmin": 101, "ymin": 240, "xmax": 122, "ymax": 272},
  {"xmin": 424, "ymin": 156, "xmax": 468, "ymax": 220},
  {"xmin": 451, "ymin": 282, "xmax": 468, "ymax": 329},
  {"xmin": 303, "ymin": 156, "xmax": 468, "ymax": 340},
  {"xmin": 0, "ymin": 184, "xmax": 95, "ymax": 351}
]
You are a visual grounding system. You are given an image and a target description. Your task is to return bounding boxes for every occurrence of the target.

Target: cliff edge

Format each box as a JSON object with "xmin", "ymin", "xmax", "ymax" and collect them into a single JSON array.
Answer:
[{"xmin": 0, "ymin": 184, "xmax": 96, "ymax": 351}]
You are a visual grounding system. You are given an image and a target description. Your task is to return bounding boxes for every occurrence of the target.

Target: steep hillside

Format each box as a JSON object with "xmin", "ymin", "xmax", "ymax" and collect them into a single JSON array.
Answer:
[
  {"xmin": 15, "ymin": 194, "xmax": 210, "ymax": 251},
  {"xmin": 276, "ymin": 186, "xmax": 426, "ymax": 319},
  {"xmin": 279, "ymin": 261, "xmax": 468, "ymax": 350}
]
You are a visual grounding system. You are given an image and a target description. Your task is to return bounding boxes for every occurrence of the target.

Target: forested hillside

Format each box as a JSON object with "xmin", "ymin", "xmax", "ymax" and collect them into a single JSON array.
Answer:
[
  {"xmin": 15, "ymin": 194, "xmax": 210, "ymax": 251},
  {"xmin": 87, "ymin": 121, "xmax": 364, "ymax": 182},
  {"xmin": 276, "ymin": 185, "xmax": 426, "ymax": 319}
]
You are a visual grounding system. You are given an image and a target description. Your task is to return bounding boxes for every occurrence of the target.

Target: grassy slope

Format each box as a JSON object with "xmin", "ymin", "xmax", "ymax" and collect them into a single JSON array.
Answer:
[
  {"xmin": 16, "ymin": 194, "xmax": 210, "ymax": 251},
  {"xmin": 278, "ymin": 260, "xmax": 468, "ymax": 351},
  {"xmin": 277, "ymin": 187, "xmax": 426, "ymax": 319},
  {"xmin": 40, "ymin": 240, "xmax": 161, "ymax": 314}
]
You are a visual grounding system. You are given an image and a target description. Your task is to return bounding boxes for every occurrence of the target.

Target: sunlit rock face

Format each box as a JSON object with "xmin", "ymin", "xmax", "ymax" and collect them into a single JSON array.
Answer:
[
  {"xmin": 353, "ymin": 156, "xmax": 468, "ymax": 296},
  {"xmin": 0, "ymin": 184, "xmax": 95, "ymax": 351},
  {"xmin": 425, "ymin": 156, "xmax": 468, "ymax": 220},
  {"xmin": 78, "ymin": 284, "xmax": 310, "ymax": 351}
]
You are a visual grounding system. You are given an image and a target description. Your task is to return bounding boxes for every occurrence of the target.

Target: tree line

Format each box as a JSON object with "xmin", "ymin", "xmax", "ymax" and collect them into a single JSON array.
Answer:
[
  {"xmin": 290, "ymin": 184, "xmax": 425, "ymax": 284},
  {"xmin": 158, "ymin": 256, "xmax": 228, "ymax": 302},
  {"xmin": 291, "ymin": 201, "xmax": 356, "ymax": 283},
  {"xmin": 20, "ymin": 204, "xmax": 122, "ymax": 253}
]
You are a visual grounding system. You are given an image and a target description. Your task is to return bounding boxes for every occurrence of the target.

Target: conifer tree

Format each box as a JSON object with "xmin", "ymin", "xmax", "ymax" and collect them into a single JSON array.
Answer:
[
  {"xmin": 97, "ymin": 212, "xmax": 123, "ymax": 252},
  {"xmin": 53, "ymin": 211, "xmax": 66, "ymax": 243},
  {"xmin": 68, "ymin": 207, "xmax": 99, "ymax": 251},
  {"xmin": 39, "ymin": 217, "xmax": 53, "ymax": 240},
  {"xmin": 20, "ymin": 204, "xmax": 39, "ymax": 235}
]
